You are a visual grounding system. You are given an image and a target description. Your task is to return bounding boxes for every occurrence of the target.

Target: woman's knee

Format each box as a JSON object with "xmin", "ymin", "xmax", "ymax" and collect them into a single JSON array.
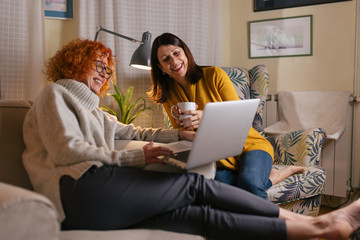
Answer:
[{"xmin": 236, "ymin": 172, "xmax": 268, "ymax": 199}]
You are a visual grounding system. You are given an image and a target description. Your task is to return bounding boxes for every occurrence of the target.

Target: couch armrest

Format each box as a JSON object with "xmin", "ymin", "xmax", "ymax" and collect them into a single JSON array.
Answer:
[
  {"xmin": 266, "ymin": 128, "xmax": 327, "ymax": 167},
  {"xmin": 0, "ymin": 182, "xmax": 60, "ymax": 240}
]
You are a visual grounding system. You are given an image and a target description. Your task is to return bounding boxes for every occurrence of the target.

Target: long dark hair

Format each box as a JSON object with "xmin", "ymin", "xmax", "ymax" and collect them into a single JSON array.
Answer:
[{"xmin": 148, "ymin": 33, "xmax": 203, "ymax": 103}]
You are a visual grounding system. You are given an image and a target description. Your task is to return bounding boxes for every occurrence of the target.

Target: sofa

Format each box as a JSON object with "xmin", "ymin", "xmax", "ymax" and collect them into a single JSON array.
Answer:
[{"xmin": 0, "ymin": 100, "xmax": 204, "ymax": 240}]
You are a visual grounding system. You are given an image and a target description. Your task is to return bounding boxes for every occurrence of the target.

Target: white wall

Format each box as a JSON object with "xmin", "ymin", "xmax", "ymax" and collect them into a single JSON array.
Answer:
[
  {"xmin": 224, "ymin": 0, "xmax": 356, "ymax": 93},
  {"xmin": 45, "ymin": 0, "xmax": 77, "ymax": 60}
]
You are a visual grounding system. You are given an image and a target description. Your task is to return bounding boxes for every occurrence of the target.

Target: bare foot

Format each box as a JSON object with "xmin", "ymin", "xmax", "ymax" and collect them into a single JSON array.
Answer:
[
  {"xmin": 270, "ymin": 166, "xmax": 306, "ymax": 185},
  {"xmin": 317, "ymin": 198, "xmax": 360, "ymax": 240},
  {"xmin": 285, "ymin": 199, "xmax": 360, "ymax": 240}
]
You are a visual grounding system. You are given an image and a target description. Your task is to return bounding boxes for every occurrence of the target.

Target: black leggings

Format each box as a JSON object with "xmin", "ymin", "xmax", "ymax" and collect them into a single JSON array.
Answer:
[{"xmin": 60, "ymin": 165, "xmax": 287, "ymax": 240}]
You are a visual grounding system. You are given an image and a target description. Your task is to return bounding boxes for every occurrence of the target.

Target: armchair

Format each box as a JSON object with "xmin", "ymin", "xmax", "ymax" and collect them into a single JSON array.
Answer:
[
  {"xmin": 162, "ymin": 65, "xmax": 326, "ymax": 215},
  {"xmin": 221, "ymin": 65, "xmax": 326, "ymax": 216}
]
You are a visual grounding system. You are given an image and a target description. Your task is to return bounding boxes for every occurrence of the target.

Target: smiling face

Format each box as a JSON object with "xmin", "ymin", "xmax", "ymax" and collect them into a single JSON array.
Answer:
[
  {"xmin": 78, "ymin": 56, "xmax": 110, "ymax": 95},
  {"xmin": 157, "ymin": 44, "xmax": 188, "ymax": 83}
]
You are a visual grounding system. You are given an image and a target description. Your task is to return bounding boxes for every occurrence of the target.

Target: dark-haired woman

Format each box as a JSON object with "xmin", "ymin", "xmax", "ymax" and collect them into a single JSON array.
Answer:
[{"xmin": 149, "ymin": 32, "xmax": 305, "ymax": 199}]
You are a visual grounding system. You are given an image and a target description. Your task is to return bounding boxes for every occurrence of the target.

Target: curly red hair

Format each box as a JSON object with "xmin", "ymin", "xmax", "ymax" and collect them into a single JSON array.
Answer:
[{"xmin": 45, "ymin": 38, "xmax": 114, "ymax": 96}]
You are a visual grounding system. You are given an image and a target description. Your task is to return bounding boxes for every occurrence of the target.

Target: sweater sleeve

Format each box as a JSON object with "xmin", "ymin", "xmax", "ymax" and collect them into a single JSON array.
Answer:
[
  {"xmin": 112, "ymin": 112, "xmax": 179, "ymax": 143},
  {"xmin": 24, "ymin": 86, "xmax": 178, "ymax": 169}
]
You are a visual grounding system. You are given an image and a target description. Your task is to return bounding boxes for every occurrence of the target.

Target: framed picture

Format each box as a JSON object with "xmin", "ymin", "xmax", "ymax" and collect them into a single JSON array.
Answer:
[
  {"xmin": 249, "ymin": 15, "xmax": 312, "ymax": 59},
  {"xmin": 254, "ymin": 0, "xmax": 351, "ymax": 12},
  {"xmin": 45, "ymin": 0, "xmax": 73, "ymax": 19}
]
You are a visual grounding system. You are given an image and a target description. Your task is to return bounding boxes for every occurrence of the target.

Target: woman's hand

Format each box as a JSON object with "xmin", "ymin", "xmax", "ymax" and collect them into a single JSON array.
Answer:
[
  {"xmin": 178, "ymin": 130, "xmax": 196, "ymax": 141},
  {"xmin": 179, "ymin": 108, "xmax": 203, "ymax": 130},
  {"xmin": 143, "ymin": 141, "xmax": 173, "ymax": 165}
]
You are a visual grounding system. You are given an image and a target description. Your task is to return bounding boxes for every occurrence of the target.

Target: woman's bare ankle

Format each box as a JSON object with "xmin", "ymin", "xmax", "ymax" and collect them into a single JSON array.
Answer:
[{"xmin": 317, "ymin": 199, "xmax": 360, "ymax": 239}]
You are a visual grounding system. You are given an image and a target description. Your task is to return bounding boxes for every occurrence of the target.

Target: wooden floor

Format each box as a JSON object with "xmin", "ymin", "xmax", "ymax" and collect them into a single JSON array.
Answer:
[{"xmin": 318, "ymin": 205, "xmax": 334, "ymax": 215}]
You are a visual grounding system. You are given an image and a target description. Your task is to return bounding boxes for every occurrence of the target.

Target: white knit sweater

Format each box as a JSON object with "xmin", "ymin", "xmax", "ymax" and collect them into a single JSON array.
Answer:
[{"xmin": 22, "ymin": 79, "xmax": 179, "ymax": 221}]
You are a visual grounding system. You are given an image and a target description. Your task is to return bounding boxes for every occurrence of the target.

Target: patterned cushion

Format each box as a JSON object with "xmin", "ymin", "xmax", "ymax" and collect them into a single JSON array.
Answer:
[
  {"xmin": 221, "ymin": 67, "xmax": 250, "ymax": 100},
  {"xmin": 278, "ymin": 195, "xmax": 322, "ymax": 216},
  {"xmin": 221, "ymin": 65, "xmax": 269, "ymax": 136},
  {"xmin": 266, "ymin": 128, "xmax": 327, "ymax": 167},
  {"xmin": 267, "ymin": 165, "xmax": 326, "ymax": 204}
]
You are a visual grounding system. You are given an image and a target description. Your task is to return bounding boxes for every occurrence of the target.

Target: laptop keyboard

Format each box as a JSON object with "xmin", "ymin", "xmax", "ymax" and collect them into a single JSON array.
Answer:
[{"xmin": 172, "ymin": 150, "xmax": 191, "ymax": 163}]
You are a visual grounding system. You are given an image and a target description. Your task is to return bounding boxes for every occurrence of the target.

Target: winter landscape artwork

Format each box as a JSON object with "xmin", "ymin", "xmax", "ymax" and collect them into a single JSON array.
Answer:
[{"xmin": 248, "ymin": 15, "xmax": 312, "ymax": 58}]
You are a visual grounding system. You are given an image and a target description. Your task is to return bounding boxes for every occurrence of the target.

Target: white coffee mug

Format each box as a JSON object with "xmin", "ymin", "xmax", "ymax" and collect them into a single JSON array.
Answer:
[{"xmin": 170, "ymin": 102, "xmax": 196, "ymax": 121}]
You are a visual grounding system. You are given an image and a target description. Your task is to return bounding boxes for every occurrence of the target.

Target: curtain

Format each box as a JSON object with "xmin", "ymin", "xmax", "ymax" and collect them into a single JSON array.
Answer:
[
  {"xmin": 0, "ymin": 0, "xmax": 45, "ymax": 100},
  {"xmin": 78, "ymin": 0, "xmax": 222, "ymax": 127}
]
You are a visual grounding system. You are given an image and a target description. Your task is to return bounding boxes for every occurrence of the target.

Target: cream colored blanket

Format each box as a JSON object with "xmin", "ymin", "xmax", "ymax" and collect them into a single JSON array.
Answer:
[{"xmin": 264, "ymin": 91, "xmax": 352, "ymax": 140}]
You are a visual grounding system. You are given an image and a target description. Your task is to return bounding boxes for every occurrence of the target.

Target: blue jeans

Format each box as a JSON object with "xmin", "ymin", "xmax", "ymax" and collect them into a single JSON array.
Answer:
[{"xmin": 215, "ymin": 150, "xmax": 273, "ymax": 199}]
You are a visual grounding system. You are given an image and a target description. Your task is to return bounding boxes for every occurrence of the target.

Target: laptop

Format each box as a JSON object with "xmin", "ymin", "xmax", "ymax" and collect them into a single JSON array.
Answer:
[{"xmin": 164, "ymin": 99, "xmax": 260, "ymax": 169}]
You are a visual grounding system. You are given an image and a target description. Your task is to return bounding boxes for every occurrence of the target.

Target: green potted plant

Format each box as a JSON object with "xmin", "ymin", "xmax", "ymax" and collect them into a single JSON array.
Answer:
[{"xmin": 101, "ymin": 84, "xmax": 153, "ymax": 124}]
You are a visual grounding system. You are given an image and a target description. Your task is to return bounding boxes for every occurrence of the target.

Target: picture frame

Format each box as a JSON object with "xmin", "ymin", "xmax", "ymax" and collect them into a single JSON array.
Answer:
[
  {"xmin": 248, "ymin": 15, "xmax": 312, "ymax": 59},
  {"xmin": 254, "ymin": 0, "xmax": 351, "ymax": 12},
  {"xmin": 45, "ymin": 0, "xmax": 73, "ymax": 20}
]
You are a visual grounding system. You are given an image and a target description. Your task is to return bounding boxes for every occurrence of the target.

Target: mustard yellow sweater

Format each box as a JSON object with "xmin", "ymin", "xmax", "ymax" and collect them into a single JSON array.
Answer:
[{"xmin": 163, "ymin": 66, "xmax": 274, "ymax": 170}]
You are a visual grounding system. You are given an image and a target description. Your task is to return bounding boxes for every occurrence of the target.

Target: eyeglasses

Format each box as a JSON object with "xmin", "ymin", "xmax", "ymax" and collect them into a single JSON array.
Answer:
[{"xmin": 96, "ymin": 60, "xmax": 112, "ymax": 79}]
